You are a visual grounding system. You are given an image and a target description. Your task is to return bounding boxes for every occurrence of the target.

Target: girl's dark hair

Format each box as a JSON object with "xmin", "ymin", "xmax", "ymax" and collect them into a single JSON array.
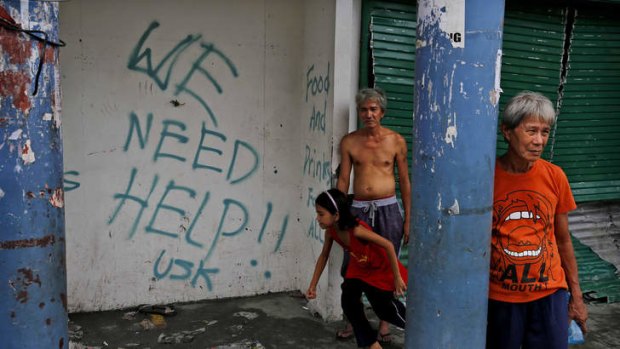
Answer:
[{"xmin": 315, "ymin": 189, "xmax": 358, "ymax": 230}]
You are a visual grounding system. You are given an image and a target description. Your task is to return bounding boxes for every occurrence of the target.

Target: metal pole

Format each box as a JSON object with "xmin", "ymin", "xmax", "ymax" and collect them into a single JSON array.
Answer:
[
  {"xmin": 0, "ymin": 1, "xmax": 68, "ymax": 348},
  {"xmin": 406, "ymin": 0, "xmax": 505, "ymax": 347}
]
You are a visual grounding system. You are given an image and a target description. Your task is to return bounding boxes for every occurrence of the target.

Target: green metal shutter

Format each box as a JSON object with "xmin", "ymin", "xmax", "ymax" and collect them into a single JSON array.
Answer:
[
  {"xmin": 496, "ymin": 4, "xmax": 567, "ymax": 159},
  {"xmin": 361, "ymin": 0, "xmax": 620, "ymax": 204},
  {"xmin": 361, "ymin": 0, "xmax": 417, "ymax": 167},
  {"xmin": 553, "ymin": 7, "xmax": 620, "ymax": 202}
]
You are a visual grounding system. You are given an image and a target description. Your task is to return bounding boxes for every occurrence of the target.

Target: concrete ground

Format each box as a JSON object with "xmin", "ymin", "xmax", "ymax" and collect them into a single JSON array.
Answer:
[{"xmin": 68, "ymin": 291, "xmax": 620, "ymax": 349}]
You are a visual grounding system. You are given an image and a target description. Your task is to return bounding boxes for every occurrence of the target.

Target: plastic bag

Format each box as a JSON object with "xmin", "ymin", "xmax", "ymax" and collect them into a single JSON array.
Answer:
[
  {"xmin": 568, "ymin": 319, "xmax": 585, "ymax": 345},
  {"xmin": 567, "ymin": 291, "xmax": 585, "ymax": 345}
]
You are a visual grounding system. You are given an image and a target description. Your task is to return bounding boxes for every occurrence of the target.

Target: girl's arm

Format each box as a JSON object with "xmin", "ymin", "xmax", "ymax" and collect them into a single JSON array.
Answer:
[
  {"xmin": 353, "ymin": 226, "xmax": 407, "ymax": 296},
  {"xmin": 305, "ymin": 233, "xmax": 334, "ymax": 299}
]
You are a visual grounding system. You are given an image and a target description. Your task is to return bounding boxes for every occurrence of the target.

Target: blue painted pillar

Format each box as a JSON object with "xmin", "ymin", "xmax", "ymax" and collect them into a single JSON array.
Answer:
[
  {"xmin": 0, "ymin": 1, "xmax": 68, "ymax": 348},
  {"xmin": 405, "ymin": 0, "xmax": 505, "ymax": 348}
]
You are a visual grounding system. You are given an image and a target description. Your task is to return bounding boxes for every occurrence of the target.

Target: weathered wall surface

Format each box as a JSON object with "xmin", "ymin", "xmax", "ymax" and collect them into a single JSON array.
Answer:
[
  {"xmin": 0, "ymin": 1, "xmax": 69, "ymax": 346},
  {"xmin": 299, "ymin": 0, "xmax": 363, "ymax": 322},
  {"xmin": 298, "ymin": 0, "xmax": 339, "ymax": 321},
  {"xmin": 59, "ymin": 0, "xmax": 342, "ymax": 313}
]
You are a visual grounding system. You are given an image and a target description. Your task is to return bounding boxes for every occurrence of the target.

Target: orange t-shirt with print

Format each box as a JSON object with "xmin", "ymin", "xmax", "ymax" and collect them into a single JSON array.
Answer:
[{"xmin": 490, "ymin": 159, "xmax": 577, "ymax": 303}]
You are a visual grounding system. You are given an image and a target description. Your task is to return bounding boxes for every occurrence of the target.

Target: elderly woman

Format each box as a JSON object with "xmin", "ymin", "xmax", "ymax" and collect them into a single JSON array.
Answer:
[{"xmin": 487, "ymin": 91, "xmax": 588, "ymax": 349}]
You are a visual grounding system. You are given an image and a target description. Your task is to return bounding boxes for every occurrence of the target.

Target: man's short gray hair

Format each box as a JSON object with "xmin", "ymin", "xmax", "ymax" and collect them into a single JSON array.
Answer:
[{"xmin": 356, "ymin": 87, "xmax": 387, "ymax": 111}]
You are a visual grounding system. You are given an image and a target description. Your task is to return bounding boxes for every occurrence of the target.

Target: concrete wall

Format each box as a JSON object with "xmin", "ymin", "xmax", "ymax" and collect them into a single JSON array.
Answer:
[
  {"xmin": 59, "ymin": 0, "xmax": 359, "ymax": 314},
  {"xmin": 301, "ymin": 0, "xmax": 362, "ymax": 321},
  {"xmin": 298, "ymin": 0, "xmax": 338, "ymax": 321}
]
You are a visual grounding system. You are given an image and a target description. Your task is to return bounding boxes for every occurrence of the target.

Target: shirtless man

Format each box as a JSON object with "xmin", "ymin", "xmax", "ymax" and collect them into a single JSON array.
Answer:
[{"xmin": 336, "ymin": 87, "xmax": 411, "ymax": 343}]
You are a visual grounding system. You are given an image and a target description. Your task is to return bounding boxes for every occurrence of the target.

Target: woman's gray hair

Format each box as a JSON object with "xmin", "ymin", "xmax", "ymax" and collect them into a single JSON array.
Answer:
[
  {"xmin": 356, "ymin": 87, "xmax": 387, "ymax": 111},
  {"xmin": 502, "ymin": 91, "xmax": 556, "ymax": 129}
]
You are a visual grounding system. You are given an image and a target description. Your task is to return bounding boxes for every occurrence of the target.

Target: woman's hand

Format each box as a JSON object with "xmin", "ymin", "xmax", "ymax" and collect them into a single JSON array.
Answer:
[
  {"xmin": 306, "ymin": 286, "xmax": 317, "ymax": 299},
  {"xmin": 569, "ymin": 294, "xmax": 588, "ymax": 334},
  {"xmin": 394, "ymin": 276, "xmax": 407, "ymax": 297}
]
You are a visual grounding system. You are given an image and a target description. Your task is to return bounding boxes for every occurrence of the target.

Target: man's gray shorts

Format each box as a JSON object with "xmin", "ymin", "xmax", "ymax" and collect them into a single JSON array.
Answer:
[{"xmin": 350, "ymin": 195, "xmax": 404, "ymax": 254}]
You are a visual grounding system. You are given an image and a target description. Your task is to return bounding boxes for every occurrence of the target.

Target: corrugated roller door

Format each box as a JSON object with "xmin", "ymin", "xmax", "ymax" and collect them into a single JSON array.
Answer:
[
  {"xmin": 363, "ymin": 1, "xmax": 417, "ymax": 167},
  {"xmin": 361, "ymin": 0, "xmax": 620, "ymax": 205},
  {"xmin": 364, "ymin": 2, "xmax": 568, "ymax": 172},
  {"xmin": 554, "ymin": 8, "xmax": 620, "ymax": 202},
  {"xmin": 496, "ymin": 4, "xmax": 567, "ymax": 158}
]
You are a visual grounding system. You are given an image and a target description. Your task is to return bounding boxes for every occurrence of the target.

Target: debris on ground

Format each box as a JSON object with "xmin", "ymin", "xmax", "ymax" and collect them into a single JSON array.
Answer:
[
  {"xmin": 149, "ymin": 313, "xmax": 167, "ymax": 329},
  {"xmin": 157, "ymin": 327, "xmax": 206, "ymax": 344},
  {"xmin": 137, "ymin": 304, "xmax": 176, "ymax": 316},
  {"xmin": 68, "ymin": 343, "xmax": 102, "ymax": 349},
  {"xmin": 210, "ymin": 340, "xmax": 266, "ymax": 349},
  {"xmin": 68, "ymin": 322, "xmax": 84, "ymax": 341},
  {"xmin": 122, "ymin": 311, "xmax": 138, "ymax": 320},
  {"xmin": 136, "ymin": 318, "xmax": 157, "ymax": 331},
  {"xmin": 200, "ymin": 319, "xmax": 219, "ymax": 326},
  {"xmin": 232, "ymin": 311, "xmax": 259, "ymax": 321}
]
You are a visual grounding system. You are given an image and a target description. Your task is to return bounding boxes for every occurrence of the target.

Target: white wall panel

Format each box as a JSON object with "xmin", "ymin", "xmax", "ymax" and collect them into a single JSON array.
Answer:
[{"xmin": 60, "ymin": 0, "xmax": 316, "ymax": 312}]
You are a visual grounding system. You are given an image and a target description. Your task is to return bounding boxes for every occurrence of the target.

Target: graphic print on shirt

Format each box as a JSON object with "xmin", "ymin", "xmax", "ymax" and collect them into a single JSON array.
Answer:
[
  {"xmin": 350, "ymin": 251, "xmax": 370, "ymax": 269},
  {"xmin": 491, "ymin": 190, "xmax": 559, "ymax": 293},
  {"xmin": 350, "ymin": 241, "xmax": 382, "ymax": 270}
]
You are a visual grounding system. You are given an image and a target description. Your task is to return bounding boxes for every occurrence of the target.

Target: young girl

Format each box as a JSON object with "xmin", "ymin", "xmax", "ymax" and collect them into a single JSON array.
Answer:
[{"xmin": 306, "ymin": 189, "xmax": 408, "ymax": 349}]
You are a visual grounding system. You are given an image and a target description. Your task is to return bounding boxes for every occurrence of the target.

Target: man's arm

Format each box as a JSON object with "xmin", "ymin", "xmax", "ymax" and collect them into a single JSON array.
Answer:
[
  {"xmin": 336, "ymin": 136, "xmax": 352, "ymax": 193},
  {"xmin": 395, "ymin": 135, "xmax": 411, "ymax": 244},
  {"xmin": 555, "ymin": 212, "xmax": 588, "ymax": 333}
]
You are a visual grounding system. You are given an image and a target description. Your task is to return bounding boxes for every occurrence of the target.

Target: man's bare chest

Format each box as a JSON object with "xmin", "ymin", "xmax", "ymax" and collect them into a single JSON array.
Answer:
[{"xmin": 351, "ymin": 148, "xmax": 395, "ymax": 168}]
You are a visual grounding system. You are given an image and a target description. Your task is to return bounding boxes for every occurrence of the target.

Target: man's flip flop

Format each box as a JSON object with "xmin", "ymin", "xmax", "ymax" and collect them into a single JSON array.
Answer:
[
  {"xmin": 336, "ymin": 328, "xmax": 354, "ymax": 340},
  {"xmin": 378, "ymin": 332, "xmax": 392, "ymax": 343}
]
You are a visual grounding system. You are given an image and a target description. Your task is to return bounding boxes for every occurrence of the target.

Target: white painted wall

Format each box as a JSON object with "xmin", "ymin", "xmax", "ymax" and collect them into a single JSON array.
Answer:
[
  {"xmin": 298, "ymin": 0, "xmax": 339, "ymax": 321},
  {"xmin": 333, "ymin": 0, "xmax": 362, "ymax": 186},
  {"xmin": 60, "ymin": 0, "xmax": 360, "ymax": 317},
  {"xmin": 300, "ymin": 0, "xmax": 363, "ymax": 321}
]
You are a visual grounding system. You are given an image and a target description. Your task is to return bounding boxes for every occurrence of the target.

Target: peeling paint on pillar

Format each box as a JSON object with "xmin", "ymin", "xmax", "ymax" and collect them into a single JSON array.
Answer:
[
  {"xmin": 0, "ymin": 28, "xmax": 31, "ymax": 63},
  {"xmin": 20, "ymin": 139, "xmax": 36, "ymax": 164},
  {"xmin": 406, "ymin": 0, "xmax": 505, "ymax": 348},
  {"xmin": 0, "ymin": 70, "xmax": 32, "ymax": 112},
  {"xmin": 0, "ymin": 1, "xmax": 68, "ymax": 348},
  {"xmin": 49, "ymin": 187, "xmax": 64, "ymax": 208}
]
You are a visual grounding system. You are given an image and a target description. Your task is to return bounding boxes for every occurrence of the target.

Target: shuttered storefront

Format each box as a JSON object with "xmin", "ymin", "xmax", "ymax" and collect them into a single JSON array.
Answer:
[
  {"xmin": 495, "ymin": 4, "xmax": 567, "ymax": 159},
  {"xmin": 360, "ymin": 0, "xmax": 620, "ymax": 203},
  {"xmin": 554, "ymin": 7, "xmax": 620, "ymax": 202}
]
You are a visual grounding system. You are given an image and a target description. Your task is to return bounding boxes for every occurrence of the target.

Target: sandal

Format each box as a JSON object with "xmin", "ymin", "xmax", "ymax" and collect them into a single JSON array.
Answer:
[
  {"xmin": 336, "ymin": 327, "xmax": 354, "ymax": 340},
  {"xmin": 377, "ymin": 332, "xmax": 392, "ymax": 344}
]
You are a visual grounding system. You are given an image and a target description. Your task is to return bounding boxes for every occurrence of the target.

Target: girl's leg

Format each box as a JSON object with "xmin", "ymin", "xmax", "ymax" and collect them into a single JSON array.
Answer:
[
  {"xmin": 363, "ymin": 283, "xmax": 406, "ymax": 329},
  {"xmin": 342, "ymin": 278, "xmax": 378, "ymax": 347}
]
